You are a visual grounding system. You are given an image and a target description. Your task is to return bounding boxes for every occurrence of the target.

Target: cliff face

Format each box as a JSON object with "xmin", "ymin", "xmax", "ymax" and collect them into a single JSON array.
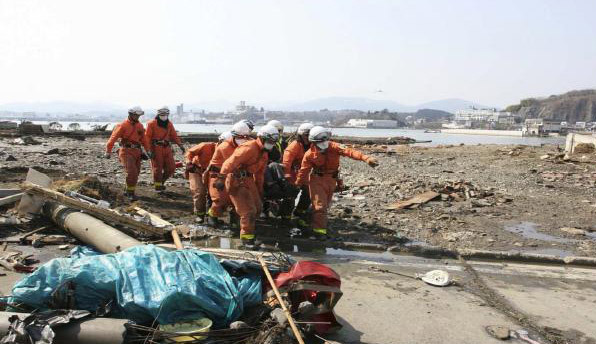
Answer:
[{"xmin": 506, "ymin": 90, "xmax": 596, "ymax": 123}]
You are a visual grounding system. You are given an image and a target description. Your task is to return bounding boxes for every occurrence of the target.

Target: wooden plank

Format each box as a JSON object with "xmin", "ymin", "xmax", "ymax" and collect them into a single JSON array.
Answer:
[
  {"xmin": 259, "ymin": 256, "xmax": 305, "ymax": 344},
  {"xmin": 0, "ymin": 189, "xmax": 21, "ymax": 198},
  {"xmin": 134, "ymin": 206, "xmax": 183, "ymax": 249},
  {"xmin": 386, "ymin": 191, "xmax": 440, "ymax": 210},
  {"xmin": 133, "ymin": 206, "xmax": 171, "ymax": 227},
  {"xmin": 0, "ymin": 193, "xmax": 23, "ymax": 206},
  {"xmin": 22, "ymin": 182, "xmax": 165, "ymax": 236}
]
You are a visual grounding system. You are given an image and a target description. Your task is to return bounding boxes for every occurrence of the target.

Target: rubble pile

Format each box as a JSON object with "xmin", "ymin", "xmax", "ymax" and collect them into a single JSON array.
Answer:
[
  {"xmin": 434, "ymin": 180, "xmax": 511, "ymax": 206},
  {"xmin": 539, "ymin": 171, "xmax": 596, "ymax": 187},
  {"xmin": 0, "ymin": 169, "xmax": 345, "ymax": 344}
]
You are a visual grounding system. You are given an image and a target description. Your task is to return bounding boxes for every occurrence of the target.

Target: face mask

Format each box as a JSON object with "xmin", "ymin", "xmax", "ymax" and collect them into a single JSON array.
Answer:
[
  {"xmin": 263, "ymin": 142, "xmax": 274, "ymax": 151},
  {"xmin": 159, "ymin": 115, "xmax": 168, "ymax": 121},
  {"xmin": 129, "ymin": 115, "xmax": 140, "ymax": 123},
  {"xmin": 316, "ymin": 141, "xmax": 329, "ymax": 150},
  {"xmin": 235, "ymin": 138, "xmax": 247, "ymax": 145}
]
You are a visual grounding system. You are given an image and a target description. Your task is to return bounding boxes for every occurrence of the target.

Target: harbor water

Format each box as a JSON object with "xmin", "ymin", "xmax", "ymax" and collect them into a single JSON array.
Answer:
[{"xmin": 29, "ymin": 121, "xmax": 565, "ymax": 146}]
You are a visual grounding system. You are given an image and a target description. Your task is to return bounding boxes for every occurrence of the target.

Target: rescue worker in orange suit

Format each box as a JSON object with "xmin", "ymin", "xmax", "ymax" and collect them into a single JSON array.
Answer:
[
  {"xmin": 144, "ymin": 106, "xmax": 185, "ymax": 192},
  {"xmin": 295, "ymin": 126, "xmax": 379, "ymax": 239},
  {"xmin": 280, "ymin": 122, "xmax": 314, "ymax": 226},
  {"xmin": 185, "ymin": 132, "xmax": 231, "ymax": 222},
  {"xmin": 264, "ymin": 119, "xmax": 288, "ymax": 163},
  {"xmin": 206, "ymin": 120, "xmax": 254, "ymax": 227},
  {"xmin": 216, "ymin": 125, "xmax": 279, "ymax": 247},
  {"xmin": 105, "ymin": 106, "xmax": 151, "ymax": 200}
]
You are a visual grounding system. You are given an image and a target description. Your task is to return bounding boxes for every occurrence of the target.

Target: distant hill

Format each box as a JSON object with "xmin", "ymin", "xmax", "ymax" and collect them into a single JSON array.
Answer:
[
  {"xmin": 279, "ymin": 97, "xmax": 409, "ymax": 112},
  {"xmin": 505, "ymin": 89, "xmax": 596, "ymax": 123},
  {"xmin": 414, "ymin": 98, "xmax": 489, "ymax": 114},
  {"xmin": 279, "ymin": 97, "xmax": 487, "ymax": 113},
  {"xmin": 412, "ymin": 108, "xmax": 453, "ymax": 120},
  {"xmin": 0, "ymin": 97, "xmax": 489, "ymax": 115}
]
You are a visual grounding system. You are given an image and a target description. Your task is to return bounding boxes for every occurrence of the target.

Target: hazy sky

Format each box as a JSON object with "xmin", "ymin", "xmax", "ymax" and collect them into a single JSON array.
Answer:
[{"xmin": 1, "ymin": 0, "xmax": 595, "ymax": 108}]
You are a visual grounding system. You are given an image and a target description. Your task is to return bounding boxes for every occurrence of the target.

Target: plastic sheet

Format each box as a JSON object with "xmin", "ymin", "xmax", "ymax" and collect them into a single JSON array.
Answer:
[{"xmin": 10, "ymin": 245, "xmax": 262, "ymax": 327}]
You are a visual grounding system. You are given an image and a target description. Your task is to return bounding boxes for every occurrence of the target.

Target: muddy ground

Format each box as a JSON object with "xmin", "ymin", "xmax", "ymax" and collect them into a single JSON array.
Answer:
[{"xmin": 1, "ymin": 135, "xmax": 595, "ymax": 257}]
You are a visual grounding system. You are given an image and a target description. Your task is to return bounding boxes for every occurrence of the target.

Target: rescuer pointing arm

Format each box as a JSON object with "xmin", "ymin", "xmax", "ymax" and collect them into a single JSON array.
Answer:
[{"xmin": 295, "ymin": 126, "xmax": 378, "ymax": 239}]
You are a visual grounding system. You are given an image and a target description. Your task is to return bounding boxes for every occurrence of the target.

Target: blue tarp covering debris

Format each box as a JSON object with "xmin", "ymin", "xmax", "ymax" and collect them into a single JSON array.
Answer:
[{"xmin": 9, "ymin": 245, "xmax": 262, "ymax": 327}]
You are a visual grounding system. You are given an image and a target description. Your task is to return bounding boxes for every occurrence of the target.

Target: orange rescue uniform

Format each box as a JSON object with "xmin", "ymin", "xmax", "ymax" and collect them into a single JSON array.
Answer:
[
  {"xmin": 185, "ymin": 142, "xmax": 217, "ymax": 215},
  {"xmin": 144, "ymin": 119, "xmax": 182, "ymax": 186},
  {"xmin": 220, "ymin": 139, "xmax": 269, "ymax": 240},
  {"xmin": 296, "ymin": 141, "xmax": 372, "ymax": 235},
  {"xmin": 282, "ymin": 140, "xmax": 309, "ymax": 184},
  {"xmin": 280, "ymin": 139, "xmax": 311, "ymax": 219},
  {"xmin": 106, "ymin": 119, "xmax": 150, "ymax": 192},
  {"xmin": 207, "ymin": 138, "xmax": 239, "ymax": 217}
]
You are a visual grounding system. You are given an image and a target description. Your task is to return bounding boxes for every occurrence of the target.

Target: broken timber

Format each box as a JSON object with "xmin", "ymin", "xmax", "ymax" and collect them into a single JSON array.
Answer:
[
  {"xmin": 385, "ymin": 190, "xmax": 440, "ymax": 210},
  {"xmin": 22, "ymin": 182, "xmax": 165, "ymax": 236},
  {"xmin": 0, "ymin": 193, "xmax": 23, "ymax": 207},
  {"xmin": 134, "ymin": 206, "xmax": 183, "ymax": 249}
]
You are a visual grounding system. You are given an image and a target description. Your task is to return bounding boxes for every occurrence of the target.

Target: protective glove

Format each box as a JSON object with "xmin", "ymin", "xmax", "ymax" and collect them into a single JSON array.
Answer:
[
  {"xmin": 185, "ymin": 162, "xmax": 195, "ymax": 173},
  {"xmin": 141, "ymin": 152, "xmax": 149, "ymax": 161},
  {"xmin": 104, "ymin": 152, "xmax": 111, "ymax": 159},
  {"xmin": 147, "ymin": 151, "xmax": 155, "ymax": 160},
  {"xmin": 367, "ymin": 157, "xmax": 379, "ymax": 167},
  {"xmin": 214, "ymin": 179, "xmax": 225, "ymax": 191},
  {"xmin": 178, "ymin": 144, "xmax": 186, "ymax": 154}
]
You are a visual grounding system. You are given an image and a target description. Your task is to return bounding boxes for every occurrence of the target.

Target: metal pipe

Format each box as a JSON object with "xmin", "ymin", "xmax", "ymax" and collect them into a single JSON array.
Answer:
[
  {"xmin": 43, "ymin": 202, "xmax": 141, "ymax": 254},
  {"xmin": 0, "ymin": 312, "xmax": 127, "ymax": 344}
]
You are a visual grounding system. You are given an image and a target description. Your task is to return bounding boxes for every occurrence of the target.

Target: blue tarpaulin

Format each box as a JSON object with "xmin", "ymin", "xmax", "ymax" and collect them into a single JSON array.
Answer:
[{"xmin": 9, "ymin": 245, "xmax": 262, "ymax": 327}]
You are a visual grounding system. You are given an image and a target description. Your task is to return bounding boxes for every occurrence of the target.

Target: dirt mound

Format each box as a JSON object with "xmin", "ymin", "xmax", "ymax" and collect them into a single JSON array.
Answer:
[
  {"xmin": 53, "ymin": 176, "xmax": 117, "ymax": 201},
  {"xmin": 574, "ymin": 143, "xmax": 595, "ymax": 154}
]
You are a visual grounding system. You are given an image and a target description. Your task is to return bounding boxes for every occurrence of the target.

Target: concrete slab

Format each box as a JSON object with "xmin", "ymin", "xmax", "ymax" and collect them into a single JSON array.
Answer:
[
  {"xmin": 301, "ymin": 252, "xmax": 518, "ymax": 344},
  {"xmin": 476, "ymin": 261, "xmax": 596, "ymax": 343}
]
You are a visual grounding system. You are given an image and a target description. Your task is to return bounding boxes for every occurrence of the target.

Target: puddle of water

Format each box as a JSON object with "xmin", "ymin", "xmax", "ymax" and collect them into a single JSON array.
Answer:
[
  {"xmin": 504, "ymin": 222, "xmax": 575, "ymax": 244},
  {"xmin": 405, "ymin": 240, "xmax": 430, "ymax": 247},
  {"xmin": 325, "ymin": 248, "xmax": 396, "ymax": 262}
]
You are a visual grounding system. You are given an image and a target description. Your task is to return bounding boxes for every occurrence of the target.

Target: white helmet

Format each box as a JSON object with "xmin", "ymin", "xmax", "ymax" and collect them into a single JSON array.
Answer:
[
  {"xmin": 128, "ymin": 106, "xmax": 144, "ymax": 116},
  {"xmin": 257, "ymin": 125, "xmax": 280, "ymax": 143},
  {"xmin": 157, "ymin": 106, "xmax": 170, "ymax": 115},
  {"xmin": 218, "ymin": 131, "xmax": 232, "ymax": 142},
  {"xmin": 297, "ymin": 122, "xmax": 314, "ymax": 135},
  {"xmin": 308, "ymin": 126, "xmax": 331, "ymax": 142},
  {"xmin": 231, "ymin": 120, "xmax": 254, "ymax": 137},
  {"xmin": 266, "ymin": 119, "xmax": 284, "ymax": 133}
]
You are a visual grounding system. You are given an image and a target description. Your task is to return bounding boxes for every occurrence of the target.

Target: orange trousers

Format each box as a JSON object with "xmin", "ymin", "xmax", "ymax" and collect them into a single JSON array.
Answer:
[
  {"xmin": 208, "ymin": 173, "xmax": 230, "ymax": 217},
  {"xmin": 226, "ymin": 175, "xmax": 262, "ymax": 239},
  {"xmin": 188, "ymin": 172, "xmax": 208, "ymax": 214},
  {"xmin": 118, "ymin": 147, "xmax": 142, "ymax": 189},
  {"xmin": 309, "ymin": 175, "xmax": 337, "ymax": 233},
  {"xmin": 150, "ymin": 145, "xmax": 176, "ymax": 183}
]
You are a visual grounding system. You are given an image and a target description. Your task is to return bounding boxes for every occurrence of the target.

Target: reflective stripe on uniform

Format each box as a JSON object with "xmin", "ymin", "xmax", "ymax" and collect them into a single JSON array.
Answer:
[
  {"xmin": 313, "ymin": 228, "xmax": 327, "ymax": 234},
  {"xmin": 194, "ymin": 211, "xmax": 206, "ymax": 216},
  {"xmin": 154, "ymin": 182, "xmax": 163, "ymax": 187},
  {"xmin": 126, "ymin": 185, "xmax": 136, "ymax": 191},
  {"xmin": 240, "ymin": 233, "xmax": 255, "ymax": 240},
  {"xmin": 207, "ymin": 208, "xmax": 218, "ymax": 218}
]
